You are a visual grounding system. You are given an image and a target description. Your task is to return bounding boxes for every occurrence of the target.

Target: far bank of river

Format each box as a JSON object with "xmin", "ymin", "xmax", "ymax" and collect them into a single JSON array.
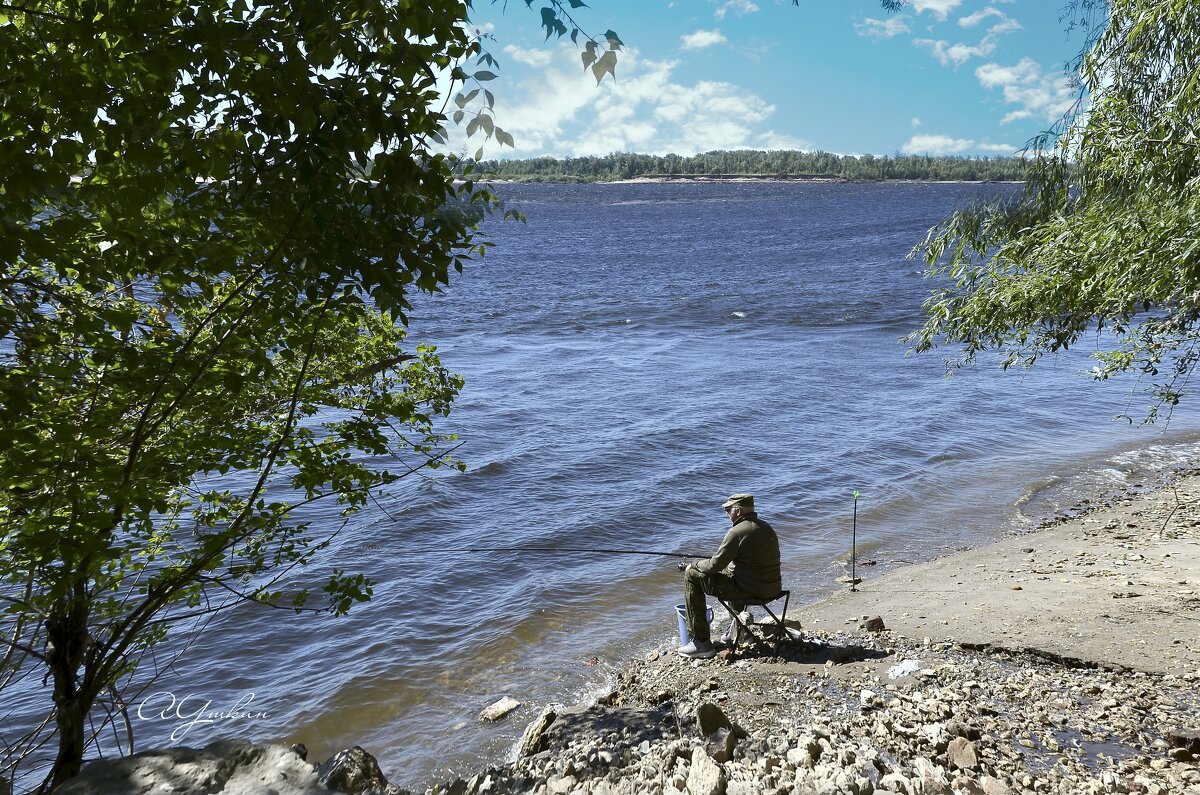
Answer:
[{"xmin": 480, "ymin": 173, "xmax": 1024, "ymax": 185}]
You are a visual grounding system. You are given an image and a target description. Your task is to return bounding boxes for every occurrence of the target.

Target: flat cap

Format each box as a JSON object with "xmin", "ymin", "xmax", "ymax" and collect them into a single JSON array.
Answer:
[{"xmin": 722, "ymin": 493, "xmax": 754, "ymax": 510}]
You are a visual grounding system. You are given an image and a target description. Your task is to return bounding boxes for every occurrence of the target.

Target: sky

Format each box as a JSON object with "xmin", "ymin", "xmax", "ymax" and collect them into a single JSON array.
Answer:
[{"xmin": 444, "ymin": 0, "xmax": 1089, "ymax": 160}]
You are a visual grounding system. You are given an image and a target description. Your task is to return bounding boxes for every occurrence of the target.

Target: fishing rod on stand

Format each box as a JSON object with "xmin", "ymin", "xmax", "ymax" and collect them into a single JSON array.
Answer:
[{"xmin": 850, "ymin": 489, "xmax": 859, "ymax": 592}]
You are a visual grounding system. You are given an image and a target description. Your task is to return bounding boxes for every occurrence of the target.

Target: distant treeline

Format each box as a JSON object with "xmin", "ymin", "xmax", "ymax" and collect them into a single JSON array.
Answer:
[{"xmin": 468, "ymin": 150, "xmax": 1029, "ymax": 182}]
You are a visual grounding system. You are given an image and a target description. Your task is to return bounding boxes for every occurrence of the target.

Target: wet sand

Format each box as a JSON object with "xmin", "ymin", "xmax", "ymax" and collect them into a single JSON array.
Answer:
[{"xmin": 803, "ymin": 473, "xmax": 1200, "ymax": 676}]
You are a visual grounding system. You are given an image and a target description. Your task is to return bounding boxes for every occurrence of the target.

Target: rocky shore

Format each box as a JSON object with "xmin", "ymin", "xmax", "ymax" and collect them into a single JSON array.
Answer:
[
  {"xmin": 432, "ymin": 630, "xmax": 1200, "ymax": 795},
  {"xmin": 55, "ymin": 474, "xmax": 1200, "ymax": 795},
  {"xmin": 421, "ymin": 473, "xmax": 1200, "ymax": 795}
]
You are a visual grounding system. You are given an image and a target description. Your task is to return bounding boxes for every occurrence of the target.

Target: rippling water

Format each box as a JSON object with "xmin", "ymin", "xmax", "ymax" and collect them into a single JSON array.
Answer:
[{"xmin": 12, "ymin": 182, "xmax": 1200, "ymax": 790}]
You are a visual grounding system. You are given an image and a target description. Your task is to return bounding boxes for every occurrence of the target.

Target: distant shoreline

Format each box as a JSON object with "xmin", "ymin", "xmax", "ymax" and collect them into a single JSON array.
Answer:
[
  {"xmin": 481, "ymin": 174, "xmax": 1025, "ymax": 185},
  {"xmin": 468, "ymin": 149, "xmax": 1030, "ymax": 184}
]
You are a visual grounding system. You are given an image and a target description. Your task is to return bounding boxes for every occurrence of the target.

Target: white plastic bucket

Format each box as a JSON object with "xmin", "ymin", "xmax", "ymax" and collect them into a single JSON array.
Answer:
[{"xmin": 675, "ymin": 603, "xmax": 714, "ymax": 646}]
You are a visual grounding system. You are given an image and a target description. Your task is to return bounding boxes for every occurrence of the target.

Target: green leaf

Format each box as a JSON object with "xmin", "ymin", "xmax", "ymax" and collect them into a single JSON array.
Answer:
[
  {"xmin": 592, "ymin": 50, "xmax": 617, "ymax": 84},
  {"xmin": 473, "ymin": 71, "xmax": 497, "ymax": 81},
  {"xmin": 540, "ymin": 6, "xmax": 558, "ymax": 39},
  {"xmin": 605, "ymin": 29, "xmax": 624, "ymax": 50}
]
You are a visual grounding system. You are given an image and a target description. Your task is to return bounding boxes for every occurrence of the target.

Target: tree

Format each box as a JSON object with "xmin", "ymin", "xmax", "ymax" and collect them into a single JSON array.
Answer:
[
  {"xmin": 0, "ymin": 2, "xmax": 500, "ymax": 790},
  {"xmin": 0, "ymin": 0, "xmax": 633, "ymax": 787},
  {"xmin": 905, "ymin": 0, "xmax": 1200, "ymax": 422}
]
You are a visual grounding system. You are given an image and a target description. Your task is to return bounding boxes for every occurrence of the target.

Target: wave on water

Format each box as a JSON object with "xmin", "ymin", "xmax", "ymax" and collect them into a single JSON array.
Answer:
[
  {"xmin": 61, "ymin": 181, "xmax": 1200, "ymax": 793},
  {"xmin": 1014, "ymin": 475, "xmax": 1063, "ymax": 507}
]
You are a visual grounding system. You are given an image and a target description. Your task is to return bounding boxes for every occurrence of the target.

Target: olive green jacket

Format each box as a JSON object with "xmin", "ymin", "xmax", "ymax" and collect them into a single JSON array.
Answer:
[{"xmin": 694, "ymin": 512, "xmax": 782, "ymax": 597}]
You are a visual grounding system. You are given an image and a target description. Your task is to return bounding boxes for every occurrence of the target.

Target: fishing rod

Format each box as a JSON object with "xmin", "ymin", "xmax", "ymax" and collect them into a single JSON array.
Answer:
[
  {"xmin": 407, "ymin": 546, "xmax": 707, "ymax": 567},
  {"xmin": 851, "ymin": 489, "xmax": 859, "ymax": 592}
]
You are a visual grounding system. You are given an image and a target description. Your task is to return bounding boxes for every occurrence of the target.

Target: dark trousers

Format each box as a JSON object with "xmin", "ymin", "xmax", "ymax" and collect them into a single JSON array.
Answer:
[{"xmin": 684, "ymin": 568, "xmax": 755, "ymax": 644}]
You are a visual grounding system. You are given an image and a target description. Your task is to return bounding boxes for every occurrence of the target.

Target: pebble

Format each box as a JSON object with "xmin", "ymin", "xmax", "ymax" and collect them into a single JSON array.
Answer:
[
  {"xmin": 426, "ymin": 477, "xmax": 1200, "ymax": 795},
  {"xmin": 445, "ymin": 627, "xmax": 1200, "ymax": 795}
]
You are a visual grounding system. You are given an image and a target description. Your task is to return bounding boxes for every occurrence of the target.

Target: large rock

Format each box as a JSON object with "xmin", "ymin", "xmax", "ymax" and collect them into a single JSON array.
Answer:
[
  {"xmin": 516, "ymin": 705, "xmax": 558, "ymax": 757},
  {"xmin": 957, "ymin": 776, "xmax": 1012, "ymax": 795},
  {"xmin": 478, "ymin": 697, "xmax": 520, "ymax": 722},
  {"xmin": 317, "ymin": 746, "xmax": 402, "ymax": 794},
  {"xmin": 945, "ymin": 720, "xmax": 981, "ymax": 741},
  {"xmin": 878, "ymin": 771, "xmax": 913, "ymax": 794},
  {"xmin": 1168, "ymin": 728, "xmax": 1200, "ymax": 754},
  {"xmin": 785, "ymin": 735, "xmax": 823, "ymax": 770},
  {"xmin": 705, "ymin": 727, "xmax": 736, "ymax": 763},
  {"xmin": 946, "ymin": 737, "xmax": 978, "ymax": 771},
  {"xmin": 56, "ymin": 740, "xmax": 329, "ymax": 795},
  {"xmin": 859, "ymin": 616, "xmax": 887, "ymax": 632},
  {"xmin": 912, "ymin": 757, "xmax": 951, "ymax": 795},
  {"xmin": 547, "ymin": 774, "xmax": 577, "ymax": 793},
  {"xmin": 697, "ymin": 702, "xmax": 732, "ymax": 736},
  {"xmin": 686, "ymin": 746, "xmax": 726, "ymax": 795},
  {"xmin": 978, "ymin": 776, "xmax": 1012, "ymax": 795}
]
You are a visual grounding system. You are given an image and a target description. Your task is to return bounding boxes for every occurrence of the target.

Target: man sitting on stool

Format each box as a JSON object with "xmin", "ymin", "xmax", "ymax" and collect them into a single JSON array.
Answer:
[{"xmin": 679, "ymin": 493, "xmax": 782, "ymax": 659}]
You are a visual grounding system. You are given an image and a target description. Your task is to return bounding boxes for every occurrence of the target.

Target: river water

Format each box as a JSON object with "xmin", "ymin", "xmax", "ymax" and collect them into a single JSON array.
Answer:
[{"xmin": 12, "ymin": 182, "xmax": 1200, "ymax": 790}]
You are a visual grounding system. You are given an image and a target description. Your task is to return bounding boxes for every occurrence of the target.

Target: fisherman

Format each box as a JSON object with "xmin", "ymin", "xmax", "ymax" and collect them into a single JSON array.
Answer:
[{"xmin": 679, "ymin": 493, "xmax": 782, "ymax": 659}]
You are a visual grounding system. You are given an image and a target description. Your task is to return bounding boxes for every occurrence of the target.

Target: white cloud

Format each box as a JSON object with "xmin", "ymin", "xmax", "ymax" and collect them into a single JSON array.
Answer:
[
  {"xmin": 503, "ymin": 44, "xmax": 553, "ymax": 68},
  {"xmin": 681, "ymin": 29, "xmax": 727, "ymax": 50},
  {"xmin": 914, "ymin": 8, "xmax": 1020, "ymax": 68},
  {"xmin": 439, "ymin": 46, "xmax": 801, "ymax": 159},
  {"xmin": 976, "ymin": 57, "xmax": 1076, "ymax": 124},
  {"xmin": 957, "ymin": 5, "xmax": 1023, "ymax": 36},
  {"xmin": 912, "ymin": 117, "xmax": 923, "ymax": 128},
  {"xmin": 901, "ymin": 134, "xmax": 1013, "ymax": 155},
  {"xmin": 985, "ymin": 17, "xmax": 1023, "ymax": 36},
  {"xmin": 1000, "ymin": 109, "xmax": 1034, "ymax": 124},
  {"xmin": 959, "ymin": 7, "xmax": 1004, "ymax": 27},
  {"xmin": 911, "ymin": 0, "xmax": 962, "ymax": 21},
  {"xmin": 855, "ymin": 16, "xmax": 911, "ymax": 40},
  {"xmin": 714, "ymin": 0, "xmax": 759, "ymax": 21},
  {"xmin": 902, "ymin": 134, "xmax": 973, "ymax": 154},
  {"xmin": 915, "ymin": 37, "xmax": 997, "ymax": 67}
]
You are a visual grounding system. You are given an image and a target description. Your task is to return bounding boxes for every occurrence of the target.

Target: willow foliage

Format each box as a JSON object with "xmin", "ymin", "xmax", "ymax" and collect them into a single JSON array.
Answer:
[{"xmin": 908, "ymin": 0, "xmax": 1200, "ymax": 421}]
